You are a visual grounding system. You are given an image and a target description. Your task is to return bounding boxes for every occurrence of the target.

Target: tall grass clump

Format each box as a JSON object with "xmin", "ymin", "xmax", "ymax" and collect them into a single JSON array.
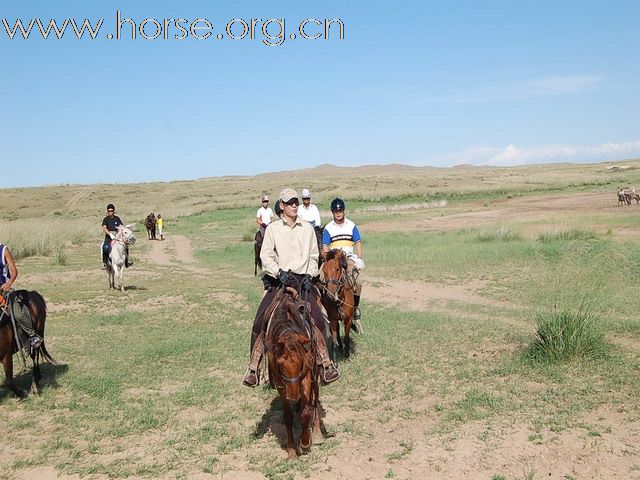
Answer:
[
  {"xmin": 473, "ymin": 226, "xmax": 521, "ymax": 243},
  {"xmin": 242, "ymin": 223, "xmax": 258, "ymax": 242},
  {"xmin": 536, "ymin": 229, "xmax": 596, "ymax": 243},
  {"xmin": 525, "ymin": 293, "xmax": 608, "ymax": 364},
  {"xmin": 0, "ymin": 218, "xmax": 94, "ymax": 259}
]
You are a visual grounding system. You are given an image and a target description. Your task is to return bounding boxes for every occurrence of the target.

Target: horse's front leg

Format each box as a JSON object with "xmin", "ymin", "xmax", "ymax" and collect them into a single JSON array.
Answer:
[
  {"xmin": 282, "ymin": 401, "xmax": 297, "ymax": 460},
  {"xmin": 299, "ymin": 400, "xmax": 312, "ymax": 452},
  {"xmin": 2, "ymin": 351, "xmax": 27, "ymax": 398}
]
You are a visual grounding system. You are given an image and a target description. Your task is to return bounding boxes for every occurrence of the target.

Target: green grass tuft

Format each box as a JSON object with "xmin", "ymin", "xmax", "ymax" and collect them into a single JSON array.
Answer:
[
  {"xmin": 536, "ymin": 229, "xmax": 596, "ymax": 243},
  {"xmin": 526, "ymin": 299, "xmax": 608, "ymax": 364},
  {"xmin": 473, "ymin": 226, "xmax": 522, "ymax": 243}
]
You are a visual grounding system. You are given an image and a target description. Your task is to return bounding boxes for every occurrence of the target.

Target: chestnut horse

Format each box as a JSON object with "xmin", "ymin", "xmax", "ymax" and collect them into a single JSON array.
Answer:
[
  {"xmin": 0, "ymin": 290, "xmax": 58, "ymax": 398},
  {"xmin": 266, "ymin": 286, "xmax": 320, "ymax": 460},
  {"xmin": 320, "ymin": 249, "xmax": 355, "ymax": 362}
]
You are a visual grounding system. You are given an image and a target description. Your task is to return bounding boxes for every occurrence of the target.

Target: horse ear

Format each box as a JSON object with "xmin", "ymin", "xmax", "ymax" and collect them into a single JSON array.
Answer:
[{"xmin": 125, "ymin": 223, "xmax": 135, "ymax": 229}]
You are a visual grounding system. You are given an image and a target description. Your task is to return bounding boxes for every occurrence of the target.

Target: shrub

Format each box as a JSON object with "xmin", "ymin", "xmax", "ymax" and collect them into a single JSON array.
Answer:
[
  {"xmin": 536, "ymin": 229, "xmax": 596, "ymax": 243},
  {"xmin": 474, "ymin": 226, "xmax": 521, "ymax": 243},
  {"xmin": 526, "ymin": 298, "xmax": 608, "ymax": 363}
]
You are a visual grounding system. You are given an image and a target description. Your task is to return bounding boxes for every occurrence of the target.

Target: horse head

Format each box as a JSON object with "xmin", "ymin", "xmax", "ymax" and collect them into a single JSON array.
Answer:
[
  {"xmin": 118, "ymin": 224, "xmax": 136, "ymax": 246},
  {"xmin": 322, "ymin": 249, "xmax": 347, "ymax": 301},
  {"xmin": 268, "ymin": 290, "xmax": 313, "ymax": 403}
]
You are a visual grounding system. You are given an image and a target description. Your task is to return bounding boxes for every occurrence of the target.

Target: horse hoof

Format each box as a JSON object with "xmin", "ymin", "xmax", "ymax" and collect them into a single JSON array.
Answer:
[{"xmin": 12, "ymin": 387, "xmax": 28, "ymax": 399}]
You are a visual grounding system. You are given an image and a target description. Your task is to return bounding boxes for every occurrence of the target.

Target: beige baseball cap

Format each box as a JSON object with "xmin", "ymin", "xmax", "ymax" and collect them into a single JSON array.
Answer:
[
  {"xmin": 261, "ymin": 195, "xmax": 269, "ymax": 202},
  {"xmin": 279, "ymin": 188, "xmax": 299, "ymax": 203}
]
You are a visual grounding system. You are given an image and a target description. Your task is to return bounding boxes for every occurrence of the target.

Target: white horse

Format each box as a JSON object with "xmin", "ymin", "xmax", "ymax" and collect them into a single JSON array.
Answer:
[{"xmin": 106, "ymin": 224, "xmax": 136, "ymax": 291}]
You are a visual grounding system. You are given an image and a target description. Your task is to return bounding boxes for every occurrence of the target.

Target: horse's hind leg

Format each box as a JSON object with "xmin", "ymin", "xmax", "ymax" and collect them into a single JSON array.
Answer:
[
  {"xmin": 30, "ymin": 353, "xmax": 41, "ymax": 395},
  {"xmin": 2, "ymin": 352, "xmax": 27, "ymax": 398}
]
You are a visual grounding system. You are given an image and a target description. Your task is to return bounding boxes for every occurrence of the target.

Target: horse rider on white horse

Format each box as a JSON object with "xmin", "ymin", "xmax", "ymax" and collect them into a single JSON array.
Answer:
[{"xmin": 102, "ymin": 203, "xmax": 133, "ymax": 269}]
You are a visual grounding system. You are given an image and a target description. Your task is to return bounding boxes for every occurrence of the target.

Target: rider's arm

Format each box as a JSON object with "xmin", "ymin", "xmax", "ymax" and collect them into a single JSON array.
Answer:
[
  {"xmin": 102, "ymin": 224, "xmax": 111, "ymax": 236},
  {"xmin": 354, "ymin": 241, "xmax": 362, "ymax": 259},
  {"xmin": 1, "ymin": 247, "xmax": 18, "ymax": 293},
  {"xmin": 260, "ymin": 226, "xmax": 279, "ymax": 278}
]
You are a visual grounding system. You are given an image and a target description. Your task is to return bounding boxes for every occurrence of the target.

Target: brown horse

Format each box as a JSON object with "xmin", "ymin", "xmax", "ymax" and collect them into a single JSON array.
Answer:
[
  {"xmin": 314, "ymin": 226, "xmax": 324, "ymax": 267},
  {"xmin": 266, "ymin": 287, "xmax": 320, "ymax": 460},
  {"xmin": 0, "ymin": 290, "xmax": 58, "ymax": 398},
  {"xmin": 320, "ymin": 249, "xmax": 355, "ymax": 362},
  {"xmin": 144, "ymin": 213, "xmax": 156, "ymax": 240},
  {"xmin": 254, "ymin": 230, "xmax": 263, "ymax": 276}
]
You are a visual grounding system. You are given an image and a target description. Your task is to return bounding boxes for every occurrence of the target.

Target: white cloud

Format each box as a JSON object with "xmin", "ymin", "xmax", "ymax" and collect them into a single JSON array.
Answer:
[{"xmin": 438, "ymin": 140, "xmax": 640, "ymax": 166}]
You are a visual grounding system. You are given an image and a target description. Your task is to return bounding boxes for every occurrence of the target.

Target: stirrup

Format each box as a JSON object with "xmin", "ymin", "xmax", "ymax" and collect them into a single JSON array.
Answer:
[
  {"xmin": 29, "ymin": 335, "xmax": 43, "ymax": 353},
  {"xmin": 242, "ymin": 369, "xmax": 259, "ymax": 387},
  {"xmin": 321, "ymin": 364, "xmax": 340, "ymax": 384}
]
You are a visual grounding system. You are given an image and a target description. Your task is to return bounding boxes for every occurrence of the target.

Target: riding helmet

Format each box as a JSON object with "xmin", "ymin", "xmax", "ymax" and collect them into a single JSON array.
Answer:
[{"xmin": 330, "ymin": 198, "xmax": 346, "ymax": 212}]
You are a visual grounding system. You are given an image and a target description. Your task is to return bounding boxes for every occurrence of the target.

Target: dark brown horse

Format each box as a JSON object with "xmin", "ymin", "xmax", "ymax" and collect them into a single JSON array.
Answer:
[
  {"xmin": 254, "ymin": 229, "xmax": 263, "ymax": 276},
  {"xmin": 266, "ymin": 287, "xmax": 320, "ymax": 460},
  {"xmin": 320, "ymin": 249, "xmax": 355, "ymax": 362},
  {"xmin": 144, "ymin": 213, "xmax": 156, "ymax": 240},
  {"xmin": 314, "ymin": 226, "xmax": 324, "ymax": 267},
  {"xmin": 0, "ymin": 290, "xmax": 58, "ymax": 398}
]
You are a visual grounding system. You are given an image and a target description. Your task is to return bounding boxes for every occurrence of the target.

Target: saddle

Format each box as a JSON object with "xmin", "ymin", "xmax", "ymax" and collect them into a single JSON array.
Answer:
[{"xmin": 0, "ymin": 292, "xmax": 36, "ymax": 352}]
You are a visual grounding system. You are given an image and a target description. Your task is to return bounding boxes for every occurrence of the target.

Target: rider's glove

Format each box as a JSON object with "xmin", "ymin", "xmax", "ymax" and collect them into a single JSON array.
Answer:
[
  {"xmin": 109, "ymin": 232, "xmax": 117, "ymax": 240},
  {"xmin": 277, "ymin": 269, "xmax": 293, "ymax": 287},
  {"xmin": 354, "ymin": 257, "xmax": 365, "ymax": 270},
  {"xmin": 262, "ymin": 275, "xmax": 273, "ymax": 290},
  {"xmin": 261, "ymin": 223, "xmax": 268, "ymax": 229},
  {"xmin": 300, "ymin": 274, "xmax": 314, "ymax": 294}
]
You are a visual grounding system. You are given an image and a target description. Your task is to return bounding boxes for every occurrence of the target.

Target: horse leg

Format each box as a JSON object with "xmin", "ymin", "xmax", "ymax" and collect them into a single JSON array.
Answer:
[
  {"xmin": 299, "ymin": 400, "xmax": 312, "ymax": 452},
  {"xmin": 283, "ymin": 401, "xmax": 297, "ymax": 460},
  {"xmin": 2, "ymin": 350, "xmax": 27, "ymax": 399},
  {"xmin": 311, "ymin": 379, "xmax": 323, "ymax": 445},
  {"xmin": 343, "ymin": 313, "xmax": 353, "ymax": 360},
  {"xmin": 30, "ymin": 352, "xmax": 41, "ymax": 395}
]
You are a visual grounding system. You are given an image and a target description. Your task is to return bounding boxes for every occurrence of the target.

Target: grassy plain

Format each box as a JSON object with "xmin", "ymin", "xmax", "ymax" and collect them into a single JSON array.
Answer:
[{"xmin": 1, "ymin": 160, "xmax": 640, "ymax": 480}]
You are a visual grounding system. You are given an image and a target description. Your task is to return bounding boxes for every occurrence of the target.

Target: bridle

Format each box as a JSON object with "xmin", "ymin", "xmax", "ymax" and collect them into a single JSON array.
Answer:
[{"xmin": 272, "ymin": 286, "xmax": 314, "ymax": 388}]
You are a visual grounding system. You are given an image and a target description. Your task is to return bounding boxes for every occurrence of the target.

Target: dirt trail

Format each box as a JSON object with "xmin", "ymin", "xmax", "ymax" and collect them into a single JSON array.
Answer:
[{"xmin": 146, "ymin": 235, "xmax": 195, "ymax": 265}]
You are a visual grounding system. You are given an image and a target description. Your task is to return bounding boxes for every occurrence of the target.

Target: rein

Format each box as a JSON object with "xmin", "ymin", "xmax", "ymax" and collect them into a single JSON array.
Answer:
[{"xmin": 271, "ymin": 282, "xmax": 317, "ymax": 387}]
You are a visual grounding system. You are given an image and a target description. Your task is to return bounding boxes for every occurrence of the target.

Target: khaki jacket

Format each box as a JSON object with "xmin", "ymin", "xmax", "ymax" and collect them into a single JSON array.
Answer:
[{"xmin": 260, "ymin": 216, "xmax": 319, "ymax": 278}]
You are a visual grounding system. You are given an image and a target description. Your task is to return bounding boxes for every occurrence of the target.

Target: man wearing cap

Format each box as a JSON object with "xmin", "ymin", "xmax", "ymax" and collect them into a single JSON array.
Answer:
[
  {"xmin": 256, "ymin": 195, "xmax": 274, "ymax": 238},
  {"xmin": 242, "ymin": 188, "xmax": 340, "ymax": 387},
  {"xmin": 298, "ymin": 188, "xmax": 322, "ymax": 228}
]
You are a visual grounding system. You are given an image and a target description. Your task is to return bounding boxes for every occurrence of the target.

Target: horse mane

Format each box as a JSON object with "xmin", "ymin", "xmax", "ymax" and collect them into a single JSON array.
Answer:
[
  {"xmin": 325, "ymin": 249, "xmax": 342, "ymax": 262},
  {"xmin": 268, "ymin": 293, "xmax": 311, "ymax": 360},
  {"xmin": 325, "ymin": 249, "xmax": 347, "ymax": 271}
]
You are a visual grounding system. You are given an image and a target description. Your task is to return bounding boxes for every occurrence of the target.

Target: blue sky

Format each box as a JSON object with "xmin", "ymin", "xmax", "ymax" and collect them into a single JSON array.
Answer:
[{"xmin": 1, "ymin": 0, "xmax": 639, "ymax": 187}]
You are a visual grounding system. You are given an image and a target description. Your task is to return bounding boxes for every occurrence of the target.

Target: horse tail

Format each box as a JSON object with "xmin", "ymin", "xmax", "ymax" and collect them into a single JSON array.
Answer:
[
  {"xmin": 37, "ymin": 342, "xmax": 60, "ymax": 366},
  {"xmin": 23, "ymin": 290, "xmax": 61, "ymax": 365}
]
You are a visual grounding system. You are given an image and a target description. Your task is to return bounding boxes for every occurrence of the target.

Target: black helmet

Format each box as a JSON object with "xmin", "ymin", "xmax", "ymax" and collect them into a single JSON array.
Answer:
[
  {"xmin": 274, "ymin": 199, "xmax": 283, "ymax": 217},
  {"xmin": 107, "ymin": 203, "xmax": 115, "ymax": 211},
  {"xmin": 330, "ymin": 198, "xmax": 345, "ymax": 212}
]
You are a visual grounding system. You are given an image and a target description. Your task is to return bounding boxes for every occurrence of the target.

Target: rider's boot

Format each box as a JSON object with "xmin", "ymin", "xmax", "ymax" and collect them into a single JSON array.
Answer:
[
  {"xmin": 313, "ymin": 325, "xmax": 339, "ymax": 384},
  {"xmin": 242, "ymin": 333, "xmax": 264, "ymax": 387},
  {"xmin": 352, "ymin": 294, "xmax": 363, "ymax": 334}
]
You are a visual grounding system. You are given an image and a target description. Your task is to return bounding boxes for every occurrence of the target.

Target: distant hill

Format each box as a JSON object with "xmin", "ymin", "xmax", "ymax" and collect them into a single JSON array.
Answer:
[{"xmin": 1, "ymin": 159, "xmax": 639, "ymax": 221}]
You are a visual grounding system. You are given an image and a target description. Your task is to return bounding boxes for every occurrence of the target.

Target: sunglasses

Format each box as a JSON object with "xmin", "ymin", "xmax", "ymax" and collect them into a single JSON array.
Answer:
[
  {"xmin": 107, "ymin": 209, "xmax": 115, "ymax": 213},
  {"xmin": 284, "ymin": 199, "xmax": 299, "ymax": 206}
]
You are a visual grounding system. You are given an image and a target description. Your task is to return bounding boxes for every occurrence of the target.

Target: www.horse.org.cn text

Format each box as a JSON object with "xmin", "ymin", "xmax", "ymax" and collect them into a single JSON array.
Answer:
[{"xmin": 1, "ymin": 12, "xmax": 345, "ymax": 46}]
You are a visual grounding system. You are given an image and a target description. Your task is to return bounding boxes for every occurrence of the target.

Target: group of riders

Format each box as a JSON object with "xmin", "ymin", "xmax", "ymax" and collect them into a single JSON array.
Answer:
[
  {"xmin": 244, "ymin": 187, "xmax": 364, "ymax": 388},
  {"xmin": 2, "ymin": 190, "xmax": 363, "ymax": 394}
]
